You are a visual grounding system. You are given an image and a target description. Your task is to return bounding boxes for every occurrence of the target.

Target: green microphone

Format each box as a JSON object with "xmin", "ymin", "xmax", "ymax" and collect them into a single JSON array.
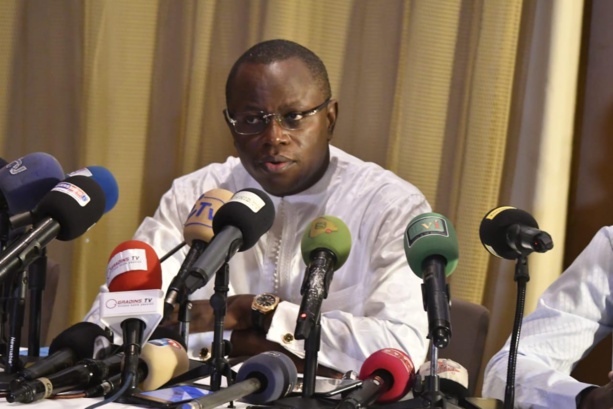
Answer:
[
  {"xmin": 295, "ymin": 216, "xmax": 351, "ymax": 341},
  {"xmin": 403, "ymin": 213, "xmax": 458, "ymax": 348}
]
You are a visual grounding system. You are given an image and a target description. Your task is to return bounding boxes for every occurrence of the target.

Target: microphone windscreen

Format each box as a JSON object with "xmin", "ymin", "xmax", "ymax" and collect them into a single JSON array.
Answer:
[
  {"xmin": 35, "ymin": 175, "xmax": 105, "ymax": 241},
  {"xmin": 139, "ymin": 337, "xmax": 189, "ymax": 391},
  {"xmin": 213, "ymin": 188, "xmax": 275, "ymax": 250},
  {"xmin": 183, "ymin": 189, "xmax": 233, "ymax": 246},
  {"xmin": 403, "ymin": 213, "xmax": 458, "ymax": 278},
  {"xmin": 0, "ymin": 152, "xmax": 65, "ymax": 215},
  {"xmin": 418, "ymin": 359, "xmax": 469, "ymax": 399},
  {"xmin": 0, "ymin": 157, "xmax": 7, "ymax": 167},
  {"xmin": 359, "ymin": 348, "xmax": 416, "ymax": 403},
  {"xmin": 300, "ymin": 216, "xmax": 351, "ymax": 270},
  {"xmin": 237, "ymin": 351, "xmax": 298, "ymax": 405},
  {"xmin": 67, "ymin": 166, "xmax": 119, "ymax": 214},
  {"xmin": 479, "ymin": 206, "xmax": 539, "ymax": 259},
  {"xmin": 107, "ymin": 240, "xmax": 162, "ymax": 292},
  {"xmin": 49, "ymin": 322, "xmax": 113, "ymax": 360}
]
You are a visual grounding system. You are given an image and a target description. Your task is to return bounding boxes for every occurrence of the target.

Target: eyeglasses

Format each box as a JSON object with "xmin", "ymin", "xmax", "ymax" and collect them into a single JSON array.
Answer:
[{"xmin": 224, "ymin": 98, "xmax": 331, "ymax": 136}]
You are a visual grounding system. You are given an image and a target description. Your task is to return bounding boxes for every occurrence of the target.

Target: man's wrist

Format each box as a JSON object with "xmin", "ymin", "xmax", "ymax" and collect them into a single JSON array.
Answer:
[{"xmin": 251, "ymin": 293, "xmax": 280, "ymax": 333}]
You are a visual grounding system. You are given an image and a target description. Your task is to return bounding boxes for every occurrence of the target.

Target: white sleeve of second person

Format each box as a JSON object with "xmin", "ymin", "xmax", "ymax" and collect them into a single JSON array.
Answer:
[{"xmin": 482, "ymin": 226, "xmax": 613, "ymax": 408}]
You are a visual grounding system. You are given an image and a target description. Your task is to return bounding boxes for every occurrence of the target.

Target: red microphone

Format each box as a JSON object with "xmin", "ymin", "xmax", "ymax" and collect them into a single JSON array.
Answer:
[
  {"xmin": 335, "ymin": 348, "xmax": 416, "ymax": 409},
  {"xmin": 99, "ymin": 240, "xmax": 164, "ymax": 393}
]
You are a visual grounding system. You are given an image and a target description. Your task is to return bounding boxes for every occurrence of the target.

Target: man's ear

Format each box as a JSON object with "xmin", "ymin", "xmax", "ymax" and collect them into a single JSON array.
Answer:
[{"xmin": 326, "ymin": 99, "xmax": 339, "ymax": 139}]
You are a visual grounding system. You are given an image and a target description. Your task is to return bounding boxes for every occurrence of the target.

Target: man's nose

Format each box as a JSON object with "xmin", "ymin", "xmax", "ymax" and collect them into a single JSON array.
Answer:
[{"xmin": 261, "ymin": 116, "xmax": 289, "ymax": 145}]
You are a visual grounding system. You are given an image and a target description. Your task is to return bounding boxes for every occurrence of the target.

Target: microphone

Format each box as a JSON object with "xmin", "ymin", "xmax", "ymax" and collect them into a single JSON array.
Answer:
[
  {"xmin": 294, "ymin": 215, "xmax": 351, "ymax": 340},
  {"xmin": 336, "ymin": 348, "xmax": 416, "ymax": 409},
  {"xmin": 164, "ymin": 188, "xmax": 233, "ymax": 317},
  {"xmin": 137, "ymin": 336, "xmax": 190, "ymax": 391},
  {"xmin": 404, "ymin": 212, "xmax": 458, "ymax": 349},
  {"xmin": 479, "ymin": 206, "xmax": 554, "ymax": 259},
  {"xmin": 7, "ymin": 336, "xmax": 188, "ymax": 403},
  {"xmin": 184, "ymin": 188, "xmax": 275, "ymax": 294},
  {"xmin": 417, "ymin": 359, "xmax": 469, "ymax": 401},
  {"xmin": 99, "ymin": 240, "xmax": 164, "ymax": 393},
  {"xmin": 9, "ymin": 165, "xmax": 120, "ymax": 230},
  {"xmin": 0, "ymin": 175, "xmax": 106, "ymax": 283},
  {"xmin": 0, "ymin": 152, "xmax": 65, "ymax": 215},
  {"xmin": 86, "ymin": 328, "xmax": 189, "ymax": 398},
  {"xmin": 66, "ymin": 165, "xmax": 120, "ymax": 214},
  {"xmin": 10, "ymin": 322, "xmax": 113, "ymax": 387},
  {"xmin": 181, "ymin": 351, "xmax": 297, "ymax": 408}
]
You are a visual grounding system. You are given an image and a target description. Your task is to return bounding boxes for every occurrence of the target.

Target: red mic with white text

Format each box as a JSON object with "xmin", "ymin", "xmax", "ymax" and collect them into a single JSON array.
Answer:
[{"xmin": 99, "ymin": 240, "xmax": 164, "ymax": 394}]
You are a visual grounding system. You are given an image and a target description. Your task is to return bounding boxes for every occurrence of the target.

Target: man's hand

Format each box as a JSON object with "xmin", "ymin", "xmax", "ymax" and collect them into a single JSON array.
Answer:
[
  {"xmin": 577, "ymin": 371, "xmax": 613, "ymax": 409},
  {"xmin": 161, "ymin": 294, "xmax": 259, "ymax": 333},
  {"xmin": 225, "ymin": 294, "xmax": 258, "ymax": 330}
]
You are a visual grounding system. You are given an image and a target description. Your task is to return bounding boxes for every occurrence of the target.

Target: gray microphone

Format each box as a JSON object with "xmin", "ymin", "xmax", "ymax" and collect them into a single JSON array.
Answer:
[{"xmin": 181, "ymin": 352, "xmax": 297, "ymax": 408}]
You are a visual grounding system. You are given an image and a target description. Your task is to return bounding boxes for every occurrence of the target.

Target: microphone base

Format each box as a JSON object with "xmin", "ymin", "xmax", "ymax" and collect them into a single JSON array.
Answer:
[
  {"xmin": 378, "ymin": 392, "xmax": 461, "ymax": 409},
  {"xmin": 376, "ymin": 394, "xmax": 502, "ymax": 409},
  {"xmin": 160, "ymin": 358, "xmax": 240, "ymax": 388},
  {"xmin": 272, "ymin": 395, "xmax": 338, "ymax": 409}
]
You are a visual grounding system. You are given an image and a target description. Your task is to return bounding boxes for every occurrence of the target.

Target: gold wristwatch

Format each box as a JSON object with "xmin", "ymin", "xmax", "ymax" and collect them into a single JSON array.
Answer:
[{"xmin": 251, "ymin": 293, "xmax": 280, "ymax": 333}]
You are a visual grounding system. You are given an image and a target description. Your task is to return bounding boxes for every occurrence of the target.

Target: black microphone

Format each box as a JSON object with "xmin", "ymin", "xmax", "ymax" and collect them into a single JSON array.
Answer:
[
  {"xmin": 164, "ymin": 189, "xmax": 233, "ymax": 318},
  {"xmin": 7, "ymin": 352, "xmax": 123, "ymax": 403},
  {"xmin": 9, "ymin": 322, "xmax": 113, "ymax": 388},
  {"xmin": 181, "ymin": 351, "xmax": 297, "ymax": 408},
  {"xmin": 404, "ymin": 213, "xmax": 459, "ymax": 349},
  {"xmin": 183, "ymin": 188, "xmax": 275, "ymax": 294},
  {"xmin": 7, "ymin": 331, "xmax": 189, "ymax": 403},
  {"xmin": 479, "ymin": 206, "xmax": 554, "ymax": 259},
  {"xmin": 294, "ymin": 215, "xmax": 351, "ymax": 340},
  {"xmin": 0, "ymin": 175, "xmax": 106, "ymax": 283}
]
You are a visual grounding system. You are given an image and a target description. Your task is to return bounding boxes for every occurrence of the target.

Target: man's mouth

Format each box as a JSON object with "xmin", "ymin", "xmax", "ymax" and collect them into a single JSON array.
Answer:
[{"xmin": 261, "ymin": 157, "xmax": 292, "ymax": 172}]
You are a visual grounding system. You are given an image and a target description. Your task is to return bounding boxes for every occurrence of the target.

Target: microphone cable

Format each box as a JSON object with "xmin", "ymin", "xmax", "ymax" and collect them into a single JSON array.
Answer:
[
  {"xmin": 83, "ymin": 372, "xmax": 134, "ymax": 409},
  {"xmin": 160, "ymin": 241, "xmax": 186, "ymax": 263}
]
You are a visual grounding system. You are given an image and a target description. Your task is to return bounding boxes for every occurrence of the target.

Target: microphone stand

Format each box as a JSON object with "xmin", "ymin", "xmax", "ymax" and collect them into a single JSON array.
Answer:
[
  {"xmin": 208, "ymin": 261, "xmax": 234, "ymax": 391},
  {"xmin": 27, "ymin": 247, "xmax": 47, "ymax": 357},
  {"xmin": 302, "ymin": 314, "xmax": 321, "ymax": 398},
  {"xmin": 503, "ymin": 255, "xmax": 529, "ymax": 409},
  {"xmin": 0, "ymin": 206, "xmax": 11, "ymax": 360},
  {"xmin": 5, "ymin": 269, "xmax": 27, "ymax": 374},
  {"xmin": 381, "ymin": 342, "xmax": 463, "ymax": 409},
  {"xmin": 162, "ymin": 257, "xmax": 237, "ymax": 389},
  {"xmin": 178, "ymin": 297, "xmax": 191, "ymax": 350}
]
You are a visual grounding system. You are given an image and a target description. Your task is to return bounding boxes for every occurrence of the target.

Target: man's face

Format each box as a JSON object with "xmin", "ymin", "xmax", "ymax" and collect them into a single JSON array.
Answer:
[{"xmin": 225, "ymin": 58, "xmax": 337, "ymax": 197}]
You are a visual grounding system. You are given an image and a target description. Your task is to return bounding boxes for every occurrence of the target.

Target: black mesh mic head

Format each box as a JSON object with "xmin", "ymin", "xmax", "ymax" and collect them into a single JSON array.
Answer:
[
  {"xmin": 479, "ymin": 206, "xmax": 539, "ymax": 259},
  {"xmin": 35, "ymin": 175, "xmax": 106, "ymax": 241},
  {"xmin": 49, "ymin": 322, "xmax": 113, "ymax": 360},
  {"xmin": 212, "ymin": 188, "xmax": 275, "ymax": 250}
]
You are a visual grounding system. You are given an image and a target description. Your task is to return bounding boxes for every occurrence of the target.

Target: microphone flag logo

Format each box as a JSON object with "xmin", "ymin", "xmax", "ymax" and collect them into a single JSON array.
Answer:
[
  {"xmin": 308, "ymin": 217, "xmax": 339, "ymax": 238},
  {"xmin": 405, "ymin": 214, "xmax": 449, "ymax": 248}
]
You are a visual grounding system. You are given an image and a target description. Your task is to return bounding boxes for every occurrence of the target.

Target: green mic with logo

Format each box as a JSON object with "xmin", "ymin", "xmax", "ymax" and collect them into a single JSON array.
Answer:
[
  {"xmin": 295, "ymin": 215, "xmax": 351, "ymax": 341},
  {"xmin": 403, "ymin": 213, "xmax": 458, "ymax": 348}
]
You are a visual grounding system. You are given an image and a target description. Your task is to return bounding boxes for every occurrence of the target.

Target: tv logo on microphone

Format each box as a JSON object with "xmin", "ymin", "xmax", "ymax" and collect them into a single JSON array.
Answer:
[
  {"xmin": 187, "ymin": 199, "xmax": 216, "ymax": 221},
  {"xmin": 8, "ymin": 159, "xmax": 27, "ymax": 175},
  {"xmin": 405, "ymin": 214, "xmax": 450, "ymax": 247},
  {"xmin": 105, "ymin": 296, "xmax": 155, "ymax": 309}
]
